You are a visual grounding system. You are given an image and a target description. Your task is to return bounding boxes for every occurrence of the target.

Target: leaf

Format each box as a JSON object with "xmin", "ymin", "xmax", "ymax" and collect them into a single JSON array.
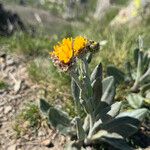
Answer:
[
  {"xmin": 48, "ymin": 107, "xmax": 71, "ymax": 134},
  {"xmin": 91, "ymin": 130, "xmax": 108, "ymax": 140},
  {"xmin": 125, "ymin": 62, "xmax": 133, "ymax": 82},
  {"xmin": 100, "ymin": 137, "xmax": 133, "ymax": 150},
  {"xmin": 90, "ymin": 63, "xmax": 102, "ymax": 83},
  {"xmin": 127, "ymin": 94, "xmax": 143, "ymax": 109},
  {"xmin": 107, "ymin": 65, "xmax": 125, "ymax": 84},
  {"xmin": 39, "ymin": 99, "xmax": 52, "ymax": 115},
  {"xmin": 94, "ymin": 102, "xmax": 109, "ymax": 121},
  {"xmin": 101, "ymin": 76, "xmax": 115, "ymax": 104},
  {"xmin": 71, "ymin": 78, "xmax": 80, "ymax": 101},
  {"xmin": 83, "ymin": 115, "xmax": 90, "ymax": 132},
  {"xmin": 143, "ymin": 53, "xmax": 150, "ymax": 73},
  {"xmin": 71, "ymin": 78, "xmax": 82, "ymax": 111},
  {"xmin": 117, "ymin": 108, "xmax": 148, "ymax": 121},
  {"xmin": 107, "ymin": 102, "xmax": 122, "ymax": 118},
  {"xmin": 136, "ymin": 51, "xmax": 143, "ymax": 79},
  {"xmin": 91, "ymin": 130, "xmax": 133, "ymax": 150},
  {"xmin": 134, "ymin": 48, "xmax": 139, "ymax": 67},
  {"xmin": 86, "ymin": 52, "xmax": 92, "ymax": 64},
  {"xmin": 94, "ymin": 102, "xmax": 122, "ymax": 122},
  {"xmin": 91, "ymin": 77, "xmax": 102, "ymax": 107},
  {"xmin": 75, "ymin": 117, "xmax": 86, "ymax": 140},
  {"xmin": 101, "ymin": 117, "xmax": 140, "ymax": 137}
]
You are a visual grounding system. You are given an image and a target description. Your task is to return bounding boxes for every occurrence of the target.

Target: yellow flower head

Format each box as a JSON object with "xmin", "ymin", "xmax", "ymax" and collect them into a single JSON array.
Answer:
[
  {"xmin": 51, "ymin": 38, "xmax": 73, "ymax": 64},
  {"xmin": 50, "ymin": 36, "xmax": 99, "ymax": 71},
  {"xmin": 73, "ymin": 36, "xmax": 88, "ymax": 56},
  {"xmin": 50, "ymin": 36, "xmax": 88, "ymax": 64}
]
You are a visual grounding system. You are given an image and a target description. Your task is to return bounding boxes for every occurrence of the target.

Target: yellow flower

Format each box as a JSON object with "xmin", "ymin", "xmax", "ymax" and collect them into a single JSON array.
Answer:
[
  {"xmin": 50, "ymin": 38, "xmax": 73, "ymax": 64},
  {"xmin": 50, "ymin": 36, "xmax": 88, "ymax": 64},
  {"xmin": 73, "ymin": 36, "xmax": 88, "ymax": 56},
  {"xmin": 50, "ymin": 36, "xmax": 99, "ymax": 71}
]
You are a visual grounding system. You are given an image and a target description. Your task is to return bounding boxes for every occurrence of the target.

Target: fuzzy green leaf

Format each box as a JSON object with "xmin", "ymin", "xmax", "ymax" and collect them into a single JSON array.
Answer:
[
  {"xmin": 83, "ymin": 115, "xmax": 90, "ymax": 132},
  {"xmin": 136, "ymin": 51, "xmax": 143, "ymax": 79},
  {"xmin": 117, "ymin": 108, "xmax": 148, "ymax": 121},
  {"xmin": 71, "ymin": 78, "xmax": 80, "ymax": 101},
  {"xmin": 91, "ymin": 130, "xmax": 108, "ymax": 140},
  {"xmin": 107, "ymin": 65, "xmax": 125, "ymax": 84},
  {"xmin": 101, "ymin": 76, "xmax": 115, "ymax": 104},
  {"xmin": 101, "ymin": 117, "xmax": 140, "ymax": 137},
  {"xmin": 134, "ymin": 48, "xmax": 139, "ymax": 67},
  {"xmin": 91, "ymin": 77, "xmax": 102, "ymax": 107},
  {"xmin": 86, "ymin": 52, "xmax": 92, "ymax": 64},
  {"xmin": 71, "ymin": 78, "xmax": 82, "ymax": 111},
  {"xmin": 141, "ymin": 83, "xmax": 150, "ymax": 96},
  {"xmin": 143, "ymin": 53, "xmax": 150, "ymax": 73},
  {"xmin": 94, "ymin": 102, "xmax": 109, "ymax": 121},
  {"xmin": 107, "ymin": 102, "xmax": 122, "ymax": 118},
  {"xmin": 39, "ymin": 99, "xmax": 52, "ymax": 115},
  {"xmin": 127, "ymin": 94, "xmax": 144, "ymax": 109},
  {"xmin": 75, "ymin": 117, "xmax": 86, "ymax": 140},
  {"xmin": 48, "ymin": 107, "xmax": 71, "ymax": 134},
  {"xmin": 95, "ymin": 102, "xmax": 122, "ymax": 122},
  {"xmin": 91, "ymin": 131, "xmax": 132, "ymax": 150},
  {"xmin": 100, "ymin": 137, "xmax": 133, "ymax": 150},
  {"xmin": 125, "ymin": 62, "xmax": 133, "ymax": 82},
  {"xmin": 90, "ymin": 63, "xmax": 102, "ymax": 83}
]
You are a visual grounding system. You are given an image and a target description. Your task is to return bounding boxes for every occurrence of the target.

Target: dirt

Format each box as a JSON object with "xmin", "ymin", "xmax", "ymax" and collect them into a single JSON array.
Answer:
[{"xmin": 0, "ymin": 53, "xmax": 68, "ymax": 150}]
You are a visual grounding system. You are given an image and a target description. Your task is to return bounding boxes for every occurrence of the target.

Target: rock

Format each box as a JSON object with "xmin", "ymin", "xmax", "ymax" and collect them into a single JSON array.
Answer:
[
  {"xmin": 0, "ymin": 101, "xmax": 5, "ymax": 106},
  {"xmin": 38, "ymin": 130, "xmax": 46, "ymax": 137},
  {"xmin": 7, "ymin": 144, "xmax": 16, "ymax": 150},
  {"xmin": 0, "ymin": 52, "xmax": 6, "ymax": 58},
  {"xmin": 4, "ymin": 106, "xmax": 12, "ymax": 114},
  {"xmin": 6, "ymin": 59, "xmax": 15, "ymax": 66},
  {"xmin": 14, "ymin": 80, "xmax": 22, "ymax": 94},
  {"xmin": 2, "ymin": 116, "xmax": 8, "ymax": 121},
  {"xmin": 0, "ymin": 63, "xmax": 6, "ymax": 70},
  {"xmin": 0, "ymin": 107, "xmax": 3, "ymax": 112},
  {"xmin": 6, "ymin": 66, "xmax": 16, "ymax": 73},
  {"xmin": 0, "ymin": 89, "xmax": 5, "ymax": 94},
  {"xmin": 41, "ymin": 139, "xmax": 54, "ymax": 148},
  {"xmin": 0, "ymin": 57, "xmax": 5, "ymax": 64}
]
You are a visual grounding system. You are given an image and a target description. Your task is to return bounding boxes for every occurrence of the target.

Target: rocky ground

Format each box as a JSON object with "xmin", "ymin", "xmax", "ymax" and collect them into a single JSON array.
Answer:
[{"xmin": 0, "ymin": 53, "xmax": 67, "ymax": 150}]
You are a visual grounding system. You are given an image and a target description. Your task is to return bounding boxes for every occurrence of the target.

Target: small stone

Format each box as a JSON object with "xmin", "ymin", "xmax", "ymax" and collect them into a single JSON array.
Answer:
[
  {"xmin": 14, "ymin": 80, "xmax": 22, "ymax": 94},
  {"xmin": 0, "ymin": 63, "xmax": 6, "ymax": 70},
  {"xmin": 0, "ymin": 101, "xmax": 5, "ymax": 106},
  {"xmin": 22, "ymin": 121, "xmax": 30, "ymax": 128},
  {"xmin": 7, "ymin": 144, "xmax": 16, "ymax": 150},
  {"xmin": 0, "ymin": 52, "xmax": 6, "ymax": 58},
  {"xmin": 23, "ymin": 134, "xmax": 30, "ymax": 140},
  {"xmin": 41, "ymin": 139, "xmax": 54, "ymax": 148},
  {"xmin": 0, "ymin": 107, "xmax": 3, "ymax": 112},
  {"xmin": 38, "ymin": 130, "xmax": 46, "ymax": 137},
  {"xmin": 0, "ymin": 89, "xmax": 5, "ymax": 94},
  {"xmin": 4, "ymin": 106, "xmax": 12, "ymax": 114},
  {"xmin": 6, "ymin": 59, "xmax": 15, "ymax": 66},
  {"xmin": 60, "ymin": 136, "xmax": 66, "ymax": 145},
  {"xmin": 0, "ymin": 57, "xmax": 5, "ymax": 64}
]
